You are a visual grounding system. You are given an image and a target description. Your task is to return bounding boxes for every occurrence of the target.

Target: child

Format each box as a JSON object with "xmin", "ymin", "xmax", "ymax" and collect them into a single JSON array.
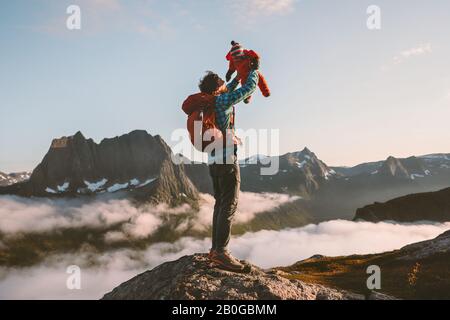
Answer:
[{"xmin": 225, "ymin": 41, "xmax": 270, "ymax": 104}]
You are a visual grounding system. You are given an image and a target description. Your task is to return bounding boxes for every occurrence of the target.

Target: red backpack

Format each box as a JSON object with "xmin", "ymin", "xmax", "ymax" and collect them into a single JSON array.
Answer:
[{"xmin": 182, "ymin": 93, "xmax": 223, "ymax": 152}]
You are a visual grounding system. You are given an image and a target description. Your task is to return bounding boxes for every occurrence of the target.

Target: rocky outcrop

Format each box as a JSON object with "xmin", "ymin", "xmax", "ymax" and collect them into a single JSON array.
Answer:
[
  {"xmin": 138, "ymin": 232, "xmax": 448, "ymax": 301},
  {"xmin": 399, "ymin": 229, "xmax": 450, "ymax": 260},
  {"xmin": 282, "ymin": 230, "xmax": 450, "ymax": 299},
  {"xmin": 354, "ymin": 187, "xmax": 450, "ymax": 222},
  {"xmin": 0, "ymin": 130, "xmax": 198, "ymax": 205},
  {"xmin": 102, "ymin": 254, "xmax": 364, "ymax": 300}
]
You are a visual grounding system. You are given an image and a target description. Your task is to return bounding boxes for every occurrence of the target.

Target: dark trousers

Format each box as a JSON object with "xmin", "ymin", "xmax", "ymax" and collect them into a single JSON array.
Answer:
[{"xmin": 209, "ymin": 160, "xmax": 240, "ymax": 253}]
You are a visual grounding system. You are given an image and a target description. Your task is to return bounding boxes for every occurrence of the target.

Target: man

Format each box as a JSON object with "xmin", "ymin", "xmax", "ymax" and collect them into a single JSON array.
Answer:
[{"xmin": 198, "ymin": 60, "xmax": 260, "ymax": 272}]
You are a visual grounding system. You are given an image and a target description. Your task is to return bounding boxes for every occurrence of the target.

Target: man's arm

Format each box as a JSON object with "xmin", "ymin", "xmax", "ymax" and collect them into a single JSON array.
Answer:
[
  {"xmin": 226, "ymin": 76, "xmax": 240, "ymax": 92},
  {"xmin": 216, "ymin": 70, "xmax": 259, "ymax": 109}
]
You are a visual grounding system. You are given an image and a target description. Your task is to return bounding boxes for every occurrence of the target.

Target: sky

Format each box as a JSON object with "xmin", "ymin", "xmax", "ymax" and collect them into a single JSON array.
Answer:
[{"xmin": 1, "ymin": 0, "xmax": 450, "ymax": 172}]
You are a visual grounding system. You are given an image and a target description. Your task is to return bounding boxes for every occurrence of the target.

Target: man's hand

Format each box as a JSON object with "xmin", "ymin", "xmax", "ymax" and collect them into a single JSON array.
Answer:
[
  {"xmin": 226, "ymin": 70, "xmax": 235, "ymax": 82},
  {"xmin": 249, "ymin": 57, "xmax": 260, "ymax": 70}
]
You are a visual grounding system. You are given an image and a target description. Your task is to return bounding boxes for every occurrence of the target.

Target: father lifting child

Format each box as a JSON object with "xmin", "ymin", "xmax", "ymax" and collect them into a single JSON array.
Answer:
[{"xmin": 182, "ymin": 41, "xmax": 270, "ymax": 272}]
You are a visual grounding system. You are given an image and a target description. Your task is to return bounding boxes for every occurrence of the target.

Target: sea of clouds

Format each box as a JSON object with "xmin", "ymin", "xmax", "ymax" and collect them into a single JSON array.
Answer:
[
  {"xmin": 0, "ymin": 194, "xmax": 449, "ymax": 299},
  {"xmin": 0, "ymin": 220, "xmax": 449, "ymax": 299},
  {"xmin": 0, "ymin": 192, "xmax": 300, "ymax": 238}
]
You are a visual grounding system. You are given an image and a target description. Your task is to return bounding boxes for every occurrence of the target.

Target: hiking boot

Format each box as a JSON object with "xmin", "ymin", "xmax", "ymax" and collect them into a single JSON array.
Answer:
[
  {"xmin": 210, "ymin": 249, "xmax": 241, "ymax": 264},
  {"xmin": 209, "ymin": 250, "xmax": 245, "ymax": 272},
  {"xmin": 208, "ymin": 249, "xmax": 216, "ymax": 260}
]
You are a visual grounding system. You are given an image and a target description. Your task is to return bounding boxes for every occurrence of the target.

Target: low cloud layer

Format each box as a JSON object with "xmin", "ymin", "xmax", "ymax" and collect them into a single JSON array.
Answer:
[
  {"xmin": 193, "ymin": 192, "xmax": 300, "ymax": 230},
  {"xmin": 0, "ymin": 193, "xmax": 299, "ymax": 238},
  {"xmin": 0, "ymin": 195, "xmax": 161, "ymax": 235},
  {"xmin": 0, "ymin": 220, "xmax": 448, "ymax": 299}
]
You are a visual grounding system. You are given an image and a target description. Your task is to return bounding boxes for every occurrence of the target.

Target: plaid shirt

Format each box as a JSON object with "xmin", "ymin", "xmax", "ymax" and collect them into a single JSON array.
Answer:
[
  {"xmin": 215, "ymin": 70, "xmax": 259, "ymax": 131},
  {"xmin": 208, "ymin": 70, "xmax": 259, "ymax": 164}
]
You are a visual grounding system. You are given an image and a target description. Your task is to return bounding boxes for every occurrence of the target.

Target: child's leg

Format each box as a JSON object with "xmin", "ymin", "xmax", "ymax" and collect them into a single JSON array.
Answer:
[{"xmin": 257, "ymin": 72, "xmax": 270, "ymax": 97}]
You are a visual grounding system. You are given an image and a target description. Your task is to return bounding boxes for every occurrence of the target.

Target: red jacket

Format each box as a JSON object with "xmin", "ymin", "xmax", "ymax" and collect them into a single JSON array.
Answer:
[{"xmin": 226, "ymin": 48, "xmax": 270, "ymax": 99}]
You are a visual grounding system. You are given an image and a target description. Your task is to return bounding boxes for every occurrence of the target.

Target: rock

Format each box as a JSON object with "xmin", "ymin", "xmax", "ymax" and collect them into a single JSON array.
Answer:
[
  {"xmin": 398, "ymin": 229, "xmax": 450, "ymax": 260},
  {"xmin": 102, "ymin": 254, "xmax": 364, "ymax": 300},
  {"xmin": 366, "ymin": 291, "xmax": 399, "ymax": 300}
]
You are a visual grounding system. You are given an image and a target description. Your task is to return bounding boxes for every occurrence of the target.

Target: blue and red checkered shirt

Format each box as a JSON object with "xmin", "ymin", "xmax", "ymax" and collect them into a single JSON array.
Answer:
[
  {"xmin": 215, "ymin": 70, "xmax": 259, "ymax": 130},
  {"xmin": 208, "ymin": 70, "xmax": 259, "ymax": 164}
]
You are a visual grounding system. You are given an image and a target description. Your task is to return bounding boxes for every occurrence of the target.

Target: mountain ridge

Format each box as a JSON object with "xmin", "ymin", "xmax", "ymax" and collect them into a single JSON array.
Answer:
[
  {"xmin": 0, "ymin": 130, "xmax": 199, "ymax": 206},
  {"xmin": 0, "ymin": 171, "xmax": 30, "ymax": 187},
  {"xmin": 2, "ymin": 130, "xmax": 450, "ymax": 222},
  {"xmin": 354, "ymin": 187, "xmax": 450, "ymax": 222}
]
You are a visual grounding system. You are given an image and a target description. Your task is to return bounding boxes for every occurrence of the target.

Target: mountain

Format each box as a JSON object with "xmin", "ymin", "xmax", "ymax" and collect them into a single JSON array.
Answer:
[
  {"xmin": 240, "ymin": 147, "xmax": 338, "ymax": 197},
  {"xmin": 102, "ymin": 254, "xmax": 368, "ymax": 300},
  {"xmin": 280, "ymin": 230, "xmax": 450, "ymax": 299},
  {"xmin": 239, "ymin": 150, "xmax": 450, "ymax": 201},
  {"xmin": 332, "ymin": 153, "xmax": 450, "ymax": 179},
  {"xmin": 354, "ymin": 187, "xmax": 450, "ymax": 222},
  {"xmin": 313, "ymin": 154, "xmax": 450, "ymax": 220},
  {"xmin": 331, "ymin": 161, "xmax": 383, "ymax": 177},
  {"xmin": 238, "ymin": 150, "xmax": 450, "ymax": 220},
  {"xmin": 0, "ymin": 130, "xmax": 198, "ymax": 205},
  {"xmin": 174, "ymin": 154, "xmax": 213, "ymax": 194},
  {"xmin": 2, "ymin": 129, "xmax": 449, "ymax": 222},
  {"xmin": 0, "ymin": 171, "xmax": 30, "ymax": 187}
]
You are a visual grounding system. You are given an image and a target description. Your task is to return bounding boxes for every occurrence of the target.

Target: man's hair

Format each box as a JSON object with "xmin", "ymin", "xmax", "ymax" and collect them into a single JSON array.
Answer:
[{"xmin": 199, "ymin": 71, "xmax": 223, "ymax": 94}]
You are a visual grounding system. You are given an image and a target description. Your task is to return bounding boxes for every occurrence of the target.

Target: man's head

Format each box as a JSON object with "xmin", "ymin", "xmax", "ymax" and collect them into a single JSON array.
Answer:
[{"xmin": 199, "ymin": 71, "xmax": 225, "ymax": 95}]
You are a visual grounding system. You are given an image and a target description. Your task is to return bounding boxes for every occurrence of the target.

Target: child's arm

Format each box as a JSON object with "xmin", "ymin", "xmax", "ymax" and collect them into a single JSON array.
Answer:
[{"xmin": 226, "ymin": 60, "xmax": 236, "ymax": 82}]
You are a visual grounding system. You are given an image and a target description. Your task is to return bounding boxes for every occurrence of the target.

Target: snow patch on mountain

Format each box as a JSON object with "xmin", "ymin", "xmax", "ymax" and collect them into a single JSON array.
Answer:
[
  {"xmin": 84, "ymin": 179, "xmax": 108, "ymax": 192},
  {"xmin": 137, "ymin": 178, "xmax": 157, "ymax": 188},
  {"xmin": 107, "ymin": 183, "xmax": 129, "ymax": 193},
  {"xmin": 57, "ymin": 182, "xmax": 70, "ymax": 192},
  {"xmin": 45, "ymin": 187, "xmax": 57, "ymax": 194}
]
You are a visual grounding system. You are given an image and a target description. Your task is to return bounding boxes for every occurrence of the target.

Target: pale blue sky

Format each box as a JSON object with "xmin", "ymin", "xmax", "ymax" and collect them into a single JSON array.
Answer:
[{"xmin": 1, "ymin": 0, "xmax": 450, "ymax": 172}]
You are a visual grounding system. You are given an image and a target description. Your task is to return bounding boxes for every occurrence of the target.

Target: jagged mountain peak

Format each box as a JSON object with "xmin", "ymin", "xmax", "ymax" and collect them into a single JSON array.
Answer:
[
  {"xmin": 1, "ymin": 130, "xmax": 199, "ymax": 205},
  {"xmin": 290, "ymin": 147, "xmax": 316, "ymax": 159},
  {"xmin": 284, "ymin": 148, "xmax": 331, "ymax": 174},
  {"xmin": 300, "ymin": 146, "xmax": 313, "ymax": 155},
  {"xmin": 73, "ymin": 130, "xmax": 86, "ymax": 140},
  {"xmin": 239, "ymin": 147, "xmax": 337, "ymax": 196},
  {"xmin": 379, "ymin": 156, "xmax": 409, "ymax": 178},
  {"xmin": 379, "ymin": 155, "xmax": 429, "ymax": 179}
]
